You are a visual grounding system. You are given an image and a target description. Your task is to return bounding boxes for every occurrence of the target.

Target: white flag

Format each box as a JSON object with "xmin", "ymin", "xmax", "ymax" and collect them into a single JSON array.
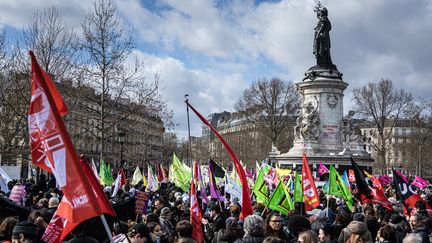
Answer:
[
  {"xmin": 0, "ymin": 174, "xmax": 9, "ymax": 193},
  {"xmin": 111, "ymin": 173, "xmax": 121, "ymax": 197},
  {"xmin": 91, "ymin": 159, "xmax": 99, "ymax": 179},
  {"xmin": 0, "ymin": 168, "xmax": 12, "ymax": 183},
  {"xmin": 147, "ymin": 167, "xmax": 158, "ymax": 192},
  {"xmin": 225, "ymin": 176, "xmax": 242, "ymax": 205}
]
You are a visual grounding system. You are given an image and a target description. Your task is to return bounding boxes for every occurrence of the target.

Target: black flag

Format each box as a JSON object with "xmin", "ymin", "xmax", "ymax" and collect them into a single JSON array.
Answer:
[
  {"xmin": 350, "ymin": 157, "xmax": 372, "ymax": 203},
  {"xmin": 209, "ymin": 159, "xmax": 226, "ymax": 178}
]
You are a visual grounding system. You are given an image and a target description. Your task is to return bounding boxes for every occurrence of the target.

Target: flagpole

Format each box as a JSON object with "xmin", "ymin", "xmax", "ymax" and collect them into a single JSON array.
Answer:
[
  {"xmin": 185, "ymin": 94, "xmax": 192, "ymax": 168},
  {"xmin": 100, "ymin": 215, "xmax": 113, "ymax": 242}
]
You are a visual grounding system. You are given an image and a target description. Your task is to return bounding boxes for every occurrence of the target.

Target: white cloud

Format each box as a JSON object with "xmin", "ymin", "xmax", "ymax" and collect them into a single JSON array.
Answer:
[
  {"xmin": 1, "ymin": 0, "xmax": 432, "ymax": 140},
  {"xmin": 134, "ymin": 51, "xmax": 247, "ymax": 138}
]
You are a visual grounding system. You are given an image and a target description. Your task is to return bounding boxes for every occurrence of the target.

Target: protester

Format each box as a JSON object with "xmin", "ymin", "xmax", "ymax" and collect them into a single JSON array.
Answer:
[
  {"xmin": 203, "ymin": 203, "xmax": 226, "ymax": 242},
  {"xmin": 376, "ymin": 224, "xmax": 394, "ymax": 243},
  {"xmin": 147, "ymin": 221, "xmax": 163, "ymax": 243},
  {"xmin": 126, "ymin": 224, "xmax": 154, "ymax": 243},
  {"xmin": 263, "ymin": 236, "xmax": 284, "ymax": 243},
  {"xmin": 0, "ymin": 217, "xmax": 19, "ymax": 243},
  {"xmin": 363, "ymin": 204, "xmax": 379, "ymax": 241},
  {"xmin": 176, "ymin": 220, "xmax": 197, "ymax": 243},
  {"xmin": 264, "ymin": 213, "xmax": 289, "ymax": 242},
  {"xmin": 338, "ymin": 213, "xmax": 373, "ymax": 243},
  {"xmin": 112, "ymin": 221, "xmax": 129, "ymax": 243},
  {"xmin": 233, "ymin": 214, "xmax": 265, "ymax": 243},
  {"xmin": 11, "ymin": 221, "xmax": 38, "ymax": 243},
  {"xmin": 159, "ymin": 207, "xmax": 175, "ymax": 235},
  {"xmin": 212, "ymin": 217, "xmax": 244, "ymax": 243},
  {"xmin": 287, "ymin": 215, "xmax": 312, "ymax": 242},
  {"xmin": 298, "ymin": 230, "xmax": 319, "ymax": 243},
  {"xmin": 318, "ymin": 225, "xmax": 337, "ymax": 243},
  {"xmin": 409, "ymin": 214, "xmax": 430, "ymax": 243},
  {"xmin": 403, "ymin": 233, "xmax": 423, "ymax": 243}
]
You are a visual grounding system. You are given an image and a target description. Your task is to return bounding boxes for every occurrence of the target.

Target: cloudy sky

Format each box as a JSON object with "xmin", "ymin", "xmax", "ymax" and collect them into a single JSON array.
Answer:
[{"xmin": 1, "ymin": 0, "xmax": 431, "ymax": 139}]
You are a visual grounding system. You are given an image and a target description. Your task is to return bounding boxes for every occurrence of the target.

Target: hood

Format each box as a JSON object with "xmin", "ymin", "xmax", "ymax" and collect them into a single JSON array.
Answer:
[{"xmin": 347, "ymin": 221, "xmax": 369, "ymax": 234}]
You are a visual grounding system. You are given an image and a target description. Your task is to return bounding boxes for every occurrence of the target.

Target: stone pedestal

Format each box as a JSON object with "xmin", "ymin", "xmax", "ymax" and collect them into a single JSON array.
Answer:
[{"xmin": 272, "ymin": 67, "xmax": 373, "ymax": 171}]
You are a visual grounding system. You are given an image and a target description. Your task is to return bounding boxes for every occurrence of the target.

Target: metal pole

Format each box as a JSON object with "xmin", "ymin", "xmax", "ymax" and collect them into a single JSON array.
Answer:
[
  {"xmin": 120, "ymin": 142, "xmax": 124, "ymax": 162},
  {"xmin": 100, "ymin": 215, "xmax": 114, "ymax": 242},
  {"xmin": 185, "ymin": 95, "xmax": 192, "ymax": 167}
]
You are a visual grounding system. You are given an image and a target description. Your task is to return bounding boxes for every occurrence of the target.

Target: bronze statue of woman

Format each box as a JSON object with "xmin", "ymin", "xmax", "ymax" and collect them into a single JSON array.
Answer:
[{"xmin": 313, "ymin": 7, "xmax": 334, "ymax": 67}]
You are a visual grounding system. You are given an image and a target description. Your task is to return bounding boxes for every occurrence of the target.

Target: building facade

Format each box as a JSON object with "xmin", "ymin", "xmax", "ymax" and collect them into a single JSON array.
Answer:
[
  {"xmin": 0, "ymin": 81, "xmax": 166, "ymax": 177},
  {"xmin": 197, "ymin": 111, "xmax": 294, "ymax": 168}
]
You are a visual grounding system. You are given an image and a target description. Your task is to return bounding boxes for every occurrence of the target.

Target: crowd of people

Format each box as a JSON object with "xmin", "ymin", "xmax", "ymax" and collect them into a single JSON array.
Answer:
[{"xmin": 1, "ymin": 172, "xmax": 432, "ymax": 243}]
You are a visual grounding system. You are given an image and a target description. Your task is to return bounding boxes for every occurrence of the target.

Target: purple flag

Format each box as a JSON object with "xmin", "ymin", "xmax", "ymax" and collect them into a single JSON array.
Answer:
[
  {"xmin": 318, "ymin": 163, "xmax": 329, "ymax": 176},
  {"xmin": 208, "ymin": 160, "xmax": 226, "ymax": 202},
  {"xmin": 198, "ymin": 164, "xmax": 209, "ymax": 204},
  {"xmin": 413, "ymin": 176, "xmax": 429, "ymax": 189},
  {"xmin": 378, "ymin": 175, "xmax": 391, "ymax": 186}
]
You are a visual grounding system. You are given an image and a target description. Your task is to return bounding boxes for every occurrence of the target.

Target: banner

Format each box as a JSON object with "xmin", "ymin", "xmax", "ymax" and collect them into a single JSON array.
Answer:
[
  {"xmin": 9, "ymin": 185, "xmax": 26, "ymax": 205},
  {"xmin": 135, "ymin": 191, "xmax": 150, "ymax": 214}
]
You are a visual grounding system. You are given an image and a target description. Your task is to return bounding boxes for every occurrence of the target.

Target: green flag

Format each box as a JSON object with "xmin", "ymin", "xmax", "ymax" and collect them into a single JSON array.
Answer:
[
  {"xmin": 294, "ymin": 171, "xmax": 303, "ymax": 202},
  {"xmin": 252, "ymin": 164, "xmax": 270, "ymax": 204},
  {"xmin": 329, "ymin": 166, "xmax": 353, "ymax": 211},
  {"xmin": 170, "ymin": 153, "xmax": 192, "ymax": 192},
  {"xmin": 268, "ymin": 181, "xmax": 294, "ymax": 215},
  {"xmin": 99, "ymin": 160, "xmax": 113, "ymax": 186}
]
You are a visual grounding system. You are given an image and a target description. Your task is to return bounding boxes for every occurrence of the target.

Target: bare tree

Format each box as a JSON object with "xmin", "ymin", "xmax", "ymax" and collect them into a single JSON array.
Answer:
[
  {"xmin": 353, "ymin": 79, "xmax": 413, "ymax": 173},
  {"xmin": 405, "ymin": 100, "xmax": 432, "ymax": 176},
  {"xmin": 235, "ymin": 77, "xmax": 300, "ymax": 148},
  {"xmin": 0, "ymin": 7, "xmax": 82, "ymax": 170},
  {"xmin": 80, "ymin": 0, "xmax": 162, "ymax": 161},
  {"xmin": 19, "ymin": 6, "xmax": 80, "ymax": 81}
]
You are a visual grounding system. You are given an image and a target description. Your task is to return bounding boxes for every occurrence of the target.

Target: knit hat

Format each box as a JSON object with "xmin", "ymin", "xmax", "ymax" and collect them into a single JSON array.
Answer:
[
  {"xmin": 12, "ymin": 221, "xmax": 38, "ymax": 237},
  {"xmin": 226, "ymin": 217, "xmax": 238, "ymax": 227}
]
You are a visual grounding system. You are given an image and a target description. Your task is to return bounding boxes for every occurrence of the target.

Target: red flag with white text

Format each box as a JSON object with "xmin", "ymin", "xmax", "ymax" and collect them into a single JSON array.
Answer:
[
  {"xmin": 302, "ymin": 153, "xmax": 320, "ymax": 211},
  {"xmin": 28, "ymin": 51, "xmax": 102, "ymax": 224},
  {"xmin": 190, "ymin": 161, "xmax": 204, "ymax": 243},
  {"xmin": 42, "ymin": 199, "xmax": 77, "ymax": 243}
]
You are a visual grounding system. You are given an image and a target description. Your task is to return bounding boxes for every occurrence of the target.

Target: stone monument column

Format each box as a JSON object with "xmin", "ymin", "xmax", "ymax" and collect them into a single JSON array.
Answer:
[{"xmin": 272, "ymin": 3, "xmax": 373, "ymax": 171}]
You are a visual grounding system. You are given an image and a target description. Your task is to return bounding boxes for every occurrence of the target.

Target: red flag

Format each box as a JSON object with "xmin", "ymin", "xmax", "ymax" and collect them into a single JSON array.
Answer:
[
  {"xmin": 393, "ymin": 169, "xmax": 432, "ymax": 216},
  {"xmin": 80, "ymin": 155, "xmax": 116, "ymax": 216},
  {"xmin": 42, "ymin": 199, "xmax": 77, "ymax": 243},
  {"xmin": 186, "ymin": 100, "xmax": 253, "ymax": 219},
  {"xmin": 120, "ymin": 167, "xmax": 126, "ymax": 188},
  {"xmin": 157, "ymin": 163, "xmax": 167, "ymax": 183},
  {"xmin": 28, "ymin": 51, "xmax": 102, "ymax": 224},
  {"xmin": 348, "ymin": 170, "xmax": 355, "ymax": 182},
  {"xmin": 302, "ymin": 153, "xmax": 320, "ymax": 211},
  {"xmin": 190, "ymin": 161, "xmax": 204, "ymax": 243}
]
